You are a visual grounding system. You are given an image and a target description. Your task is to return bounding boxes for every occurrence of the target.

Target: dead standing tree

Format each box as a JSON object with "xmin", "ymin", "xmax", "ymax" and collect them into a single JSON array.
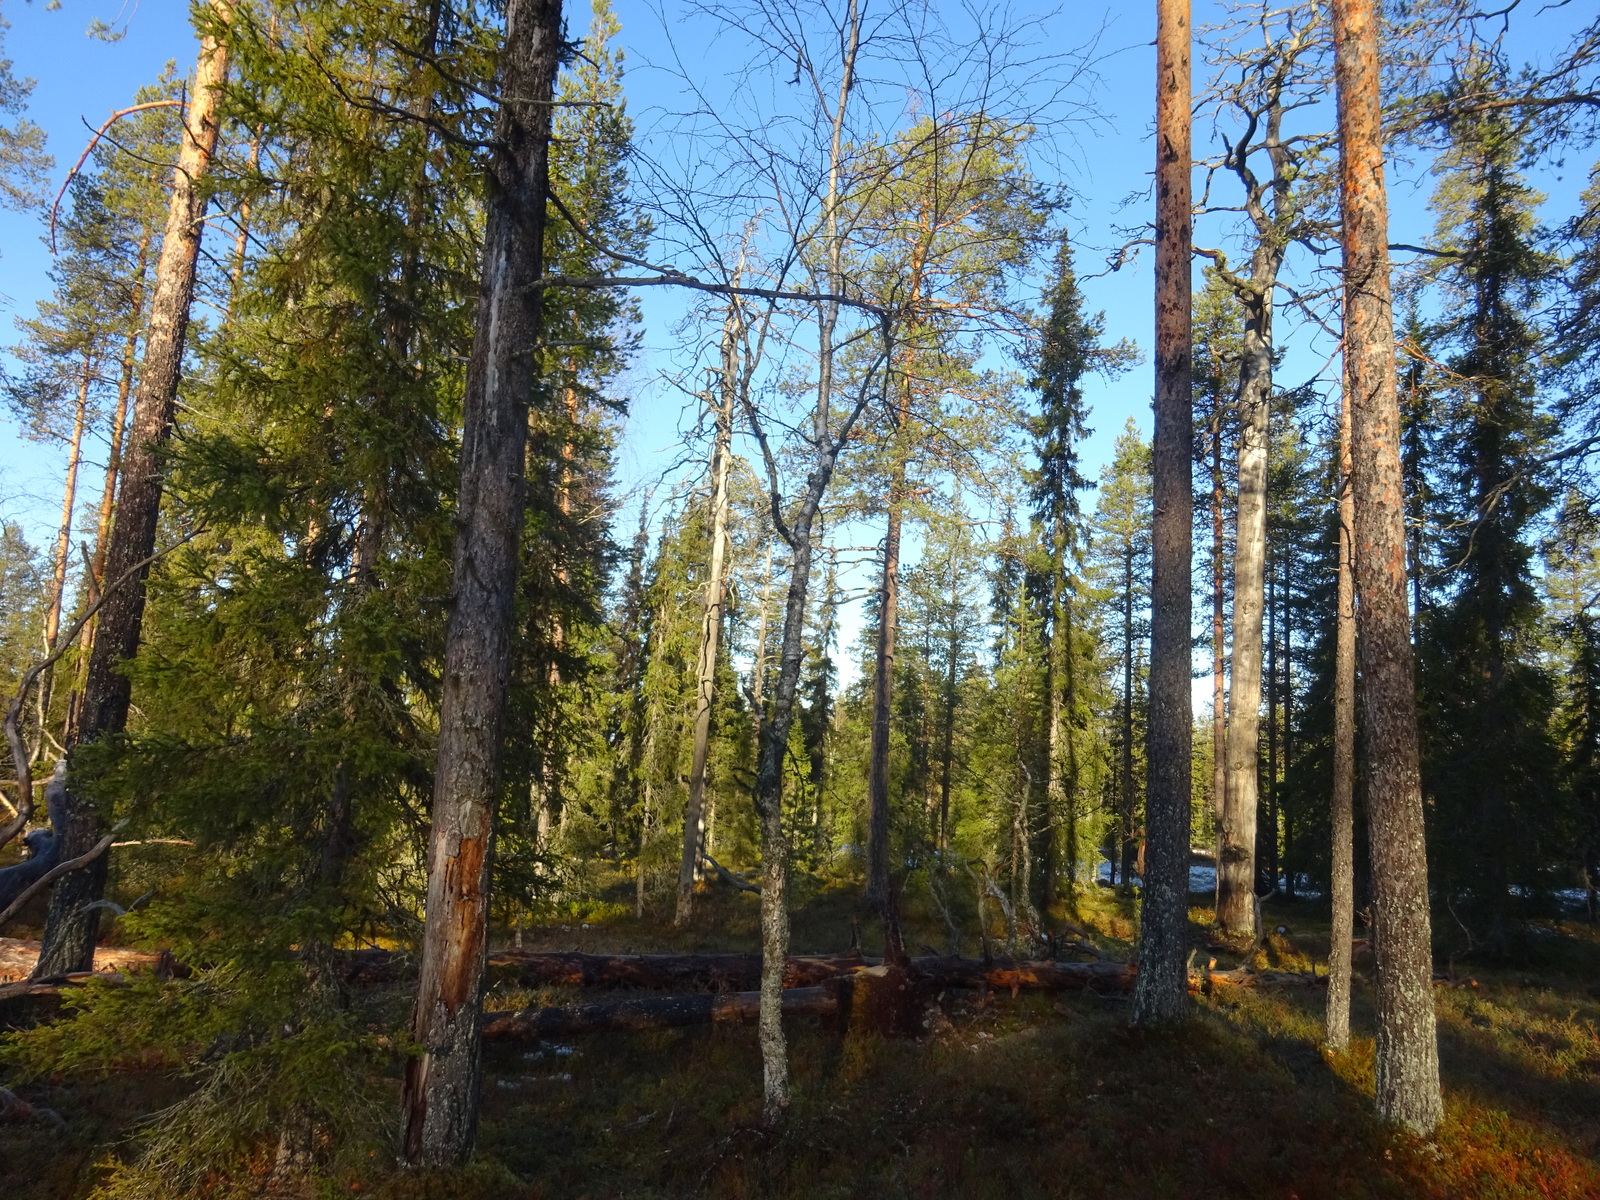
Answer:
[
  {"xmin": 1195, "ymin": 1, "xmax": 1337, "ymax": 943},
  {"xmin": 1331, "ymin": 0, "xmax": 1443, "ymax": 1134},
  {"xmin": 1132, "ymin": 0, "xmax": 1194, "ymax": 1027},
  {"xmin": 400, "ymin": 0, "xmax": 564, "ymax": 1166}
]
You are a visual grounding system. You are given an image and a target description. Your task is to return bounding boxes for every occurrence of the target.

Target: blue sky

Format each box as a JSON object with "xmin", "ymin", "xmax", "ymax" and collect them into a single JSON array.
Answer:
[{"xmin": 0, "ymin": 0, "xmax": 1591, "ymax": 689}]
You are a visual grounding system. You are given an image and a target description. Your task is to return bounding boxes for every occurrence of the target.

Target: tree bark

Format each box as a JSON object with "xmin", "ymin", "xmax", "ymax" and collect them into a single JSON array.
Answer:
[
  {"xmin": 1119, "ymin": 544, "xmax": 1137, "ymax": 891},
  {"xmin": 1327, "ymin": 362, "xmax": 1357, "ymax": 1051},
  {"xmin": 1217, "ymin": 298, "xmax": 1269, "ymax": 939},
  {"xmin": 939, "ymin": 581, "xmax": 958, "ymax": 853},
  {"xmin": 400, "ymin": 0, "xmax": 562, "ymax": 1166},
  {"xmin": 1210, "ymin": 409, "xmax": 1226, "ymax": 900},
  {"xmin": 675, "ymin": 312, "xmax": 737, "ymax": 927},
  {"xmin": 1132, "ymin": 0, "xmax": 1194, "ymax": 1028},
  {"xmin": 87, "ymin": 232, "xmax": 148, "ymax": 594},
  {"xmin": 865, "ymin": 467, "xmax": 904, "ymax": 913},
  {"xmin": 34, "ymin": 2, "xmax": 231, "ymax": 981},
  {"xmin": 1331, "ymin": 0, "xmax": 1443, "ymax": 1135}
]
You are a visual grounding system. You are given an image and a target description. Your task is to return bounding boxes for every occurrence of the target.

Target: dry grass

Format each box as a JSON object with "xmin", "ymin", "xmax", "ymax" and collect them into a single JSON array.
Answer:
[{"xmin": 4, "ymin": 879, "xmax": 1598, "ymax": 1199}]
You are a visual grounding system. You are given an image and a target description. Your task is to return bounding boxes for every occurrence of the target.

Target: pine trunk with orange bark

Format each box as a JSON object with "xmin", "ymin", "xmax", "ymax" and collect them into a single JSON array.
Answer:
[
  {"xmin": 1330, "ymin": 0, "xmax": 1442, "ymax": 1134},
  {"xmin": 35, "ymin": 1, "xmax": 231, "ymax": 980},
  {"xmin": 1132, "ymin": 0, "xmax": 1194, "ymax": 1028}
]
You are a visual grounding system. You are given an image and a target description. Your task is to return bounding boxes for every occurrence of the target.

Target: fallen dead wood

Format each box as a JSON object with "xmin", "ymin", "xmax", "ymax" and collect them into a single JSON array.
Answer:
[
  {"xmin": 480, "ymin": 957, "xmax": 1144, "ymax": 1039},
  {"xmin": 482, "ymin": 983, "xmax": 840, "ymax": 1039},
  {"xmin": 341, "ymin": 949, "xmax": 874, "ymax": 990},
  {"xmin": 490, "ymin": 950, "xmax": 869, "ymax": 992},
  {"xmin": 0, "ymin": 936, "xmax": 161, "ymax": 984}
]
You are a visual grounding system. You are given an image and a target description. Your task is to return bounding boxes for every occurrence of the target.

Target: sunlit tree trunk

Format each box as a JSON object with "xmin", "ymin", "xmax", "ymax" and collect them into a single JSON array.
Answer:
[
  {"xmin": 1331, "ymin": 0, "xmax": 1442, "ymax": 1134},
  {"xmin": 1132, "ymin": 0, "xmax": 1193, "ymax": 1028},
  {"xmin": 1211, "ymin": 416, "xmax": 1226, "ymax": 892},
  {"xmin": 401, "ymin": 0, "xmax": 562, "ymax": 1164},
  {"xmin": 34, "ymin": 354, "xmax": 91, "ymax": 762},
  {"xmin": 1327, "ymin": 363, "xmax": 1357, "ymax": 1050},
  {"xmin": 36, "ymin": 1, "xmax": 231, "ymax": 980}
]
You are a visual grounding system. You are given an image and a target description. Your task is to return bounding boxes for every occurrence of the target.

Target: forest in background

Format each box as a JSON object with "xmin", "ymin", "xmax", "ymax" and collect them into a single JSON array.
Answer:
[{"xmin": 0, "ymin": 0, "xmax": 1599, "ymax": 1194}]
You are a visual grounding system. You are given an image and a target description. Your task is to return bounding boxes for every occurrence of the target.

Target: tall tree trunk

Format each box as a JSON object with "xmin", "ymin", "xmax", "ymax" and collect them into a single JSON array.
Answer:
[
  {"xmin": 1211, "ymin": 413, "xmax": 1226, "ymax": 897},
  {"xmin": 35, "ymin": 355, "xmax": 92, "ymax": 761},
  {"xmin": 1327, "ymin": 362, "xmax": 1357, "ymax": 1050},
  {"xmin": 1331, "ymin": 0, "xmax": 1443, "ymax": 1135},
  {"xmin": 1045, "ymin": 578, "xmax": 1071, "ymax": 905},
  {"xmin": 35, "ymin": 2, "xmax": 231, "ymax": 980},
  {"xmin": 1217, "ymin": 289, "xmax": 1273, "ymax": 940},
  {"xmin": 939, "ymin": 583, "xmax": 958, "ymax": 853},
  {"xmin": 401, "ymin": 0, "xmax": 562, "ymax": 1165},
  {"xmin": 1119, "ymin": 551, "xmax": 1137, "ymax": 892},
  {"xmin": 1132, "ymin": 0, "xmax": 1193, "ymax": 1028},
  {"xmin": 676, "ymin": 313, "xmax": 737, "ymax": 927},
  {"xmin": 1265, "ymin": 561, "xmax": 1279, "ymax": 892},
  {"xmin": 66, "ymin": 233, "xmax": 149, "ymax": 747},
  {"xmin": 865, "ymin": 466, "xmax": 903, "ymax": 913},
  {"xmin": 1061, "ymin": 592, "xmax": 1080, "ymax": 899},
  {"xmin": 89, "ymin": 233, "xmax": 149, "ymax": 597}
]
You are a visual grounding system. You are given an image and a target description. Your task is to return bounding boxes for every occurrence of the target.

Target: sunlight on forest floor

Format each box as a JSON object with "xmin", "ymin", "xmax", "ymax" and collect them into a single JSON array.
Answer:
[{"xmin": 3, "ymin": 881, "xmax": 1598, "ymax": 1199}]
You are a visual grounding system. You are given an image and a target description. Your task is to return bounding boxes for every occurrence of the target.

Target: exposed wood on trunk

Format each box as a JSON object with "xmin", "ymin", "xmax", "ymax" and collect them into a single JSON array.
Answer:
[
  {"xmin": 1327, "ymin": 360, "xmax": 1357, "ymax": 1050},
  {"xmin": 35, "ymin": 1, "xmax": 232, "ymax": 980},
  {"xmin": 676, "ymin": 308, "xmax": 738, "ymax": 927},
  {"xmin": 1330, "ymin": 0, "xmax": 1443, "ymax": 1136},
  {"xmin": 401, "ymin": 0, "xmax": 563, "ymax": 1167},
  {"xmin": 1132, "ymin": 0, "xmax": 1194, "ymax": 1028}
]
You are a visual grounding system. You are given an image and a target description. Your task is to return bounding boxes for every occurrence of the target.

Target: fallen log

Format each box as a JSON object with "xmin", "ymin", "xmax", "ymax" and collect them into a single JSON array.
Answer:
[
  {"xmin": 482, "ymin": 983, "xmax": 840, "ymax": 1039},
  {"xmin": 0, "ymin": 935, "xmax": 161, "ymax": 983},
  {"xmin": 481, "ymin": 957, "xmax": 1144, "ymax": 1039},
  {"xmin": 484, "ymin": 950, "xmax": 869, "ymax": 992}
]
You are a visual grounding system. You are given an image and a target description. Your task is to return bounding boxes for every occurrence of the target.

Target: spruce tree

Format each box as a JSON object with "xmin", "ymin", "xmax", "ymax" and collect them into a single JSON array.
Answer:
[{"xmin": 1416, "ymin": 76, "xmax": 1560, "ymax": 950}]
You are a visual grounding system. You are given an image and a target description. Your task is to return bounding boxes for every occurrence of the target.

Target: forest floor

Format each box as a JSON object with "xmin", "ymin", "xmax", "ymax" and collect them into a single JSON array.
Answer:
[{"xmin": 3, "ymin": 877, "xmax": 1599, "ymax": 1199}]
